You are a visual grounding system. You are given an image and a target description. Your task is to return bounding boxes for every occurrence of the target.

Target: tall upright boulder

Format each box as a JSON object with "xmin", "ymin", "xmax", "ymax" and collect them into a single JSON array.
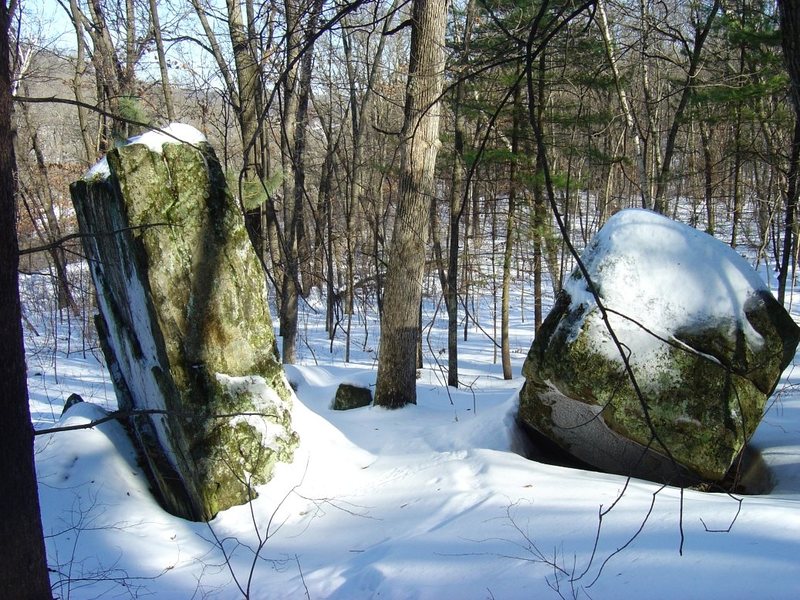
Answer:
[
  {"xmin": 519, "ymin": 209, "xmax": 799, "ymax": 486},
  {"xmin": 71, "ymin": 124, "xmax": 296, "ymax": 521}
]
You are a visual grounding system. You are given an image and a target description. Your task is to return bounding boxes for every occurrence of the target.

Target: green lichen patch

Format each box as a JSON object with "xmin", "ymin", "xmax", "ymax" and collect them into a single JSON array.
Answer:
[
  {"xmin": 183, "ymin": 373, "xmax": 297, "ymax": 519},
  {"xmin": 520, "ymin": 291, "xmax": 774, "ymax": 483}
]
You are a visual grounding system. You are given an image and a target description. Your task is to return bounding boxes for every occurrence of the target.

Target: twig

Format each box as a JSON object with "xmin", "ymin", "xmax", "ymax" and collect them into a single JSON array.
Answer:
[
  {"xmin": 35, "ymin": 407, "xmax": 281, "ymax": 436},
  {"xmin": 295, "ymin": 554, "xmax": 310, "ymax": 600},
  {"xmin": 19, "ymin": 222, "xmax": 175, "ymax": 256}
]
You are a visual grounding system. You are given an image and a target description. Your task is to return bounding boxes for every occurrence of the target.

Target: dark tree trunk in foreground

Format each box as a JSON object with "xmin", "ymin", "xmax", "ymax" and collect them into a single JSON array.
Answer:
[
  {"xmin": 374, "ymin": 0, "xmax": 449, "ymax": 408},
  {"xmin": 778, "ymin": 0, "xmax": 800, "ymax": 304},
  {"xmin": 0, "ymin": 1, "xmax": 52, "ymax": 596}
]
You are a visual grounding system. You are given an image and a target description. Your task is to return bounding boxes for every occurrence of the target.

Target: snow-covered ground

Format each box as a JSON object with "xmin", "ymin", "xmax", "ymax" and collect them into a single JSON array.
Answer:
[{"xmin": 25, "ymin": 246, "xmax": 800, "ymax": 599}]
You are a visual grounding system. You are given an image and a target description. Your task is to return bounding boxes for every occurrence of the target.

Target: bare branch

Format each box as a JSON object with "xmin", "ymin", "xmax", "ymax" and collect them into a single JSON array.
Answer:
[{"xmin": 35, "ymin": 407, "xmax": 280, "ymax": 437}]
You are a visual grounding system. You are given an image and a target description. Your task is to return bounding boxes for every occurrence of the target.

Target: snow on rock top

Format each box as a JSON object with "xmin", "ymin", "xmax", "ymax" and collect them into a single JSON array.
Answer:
[
  {"xmin": 563, "ymin": 208, "xmax": 769, "ymax": 339},
  {"xmin": 126, "ymin": 122, "xmax": 207, "ymax": 151},
  {"xmin": 84, "ymin": 156, "xmax": 111, "ymax": 180},
  {"xmin": 82, "ymin": 123, "xmax": 207, "ymax": 180}
]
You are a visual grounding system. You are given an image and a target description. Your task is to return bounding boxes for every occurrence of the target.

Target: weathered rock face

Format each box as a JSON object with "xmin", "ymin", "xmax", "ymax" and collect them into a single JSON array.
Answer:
[
  {"xmin": 71, "ymin": 126, "xmax": 297, "ymax": 521},
  {"xmin": 519, "ymin": 209, "xmax": 799, "ymax": 486}
]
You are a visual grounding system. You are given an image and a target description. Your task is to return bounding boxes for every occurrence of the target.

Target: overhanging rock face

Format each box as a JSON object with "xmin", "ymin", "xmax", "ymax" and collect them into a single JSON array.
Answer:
[
  {"xmin": 519, "ymin": 209, "xmax": 799, "ymax": 487},
  {"xmin": 71, "ymin": 126, "xmax": 297, "ymax": 521}
]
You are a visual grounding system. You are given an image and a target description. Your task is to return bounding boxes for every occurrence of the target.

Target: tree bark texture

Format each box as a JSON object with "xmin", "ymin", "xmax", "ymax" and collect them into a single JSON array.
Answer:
[
  {"xmin": 0, "ymin": 1, "xmax": 52, "ymax": 595},
  {"xmin": 501, "ymin": 82, "xmax": 521, "ymax": 381},
  {"xmin": 778, "ymin": 0, "xmax": 800, "ymax": 304},
  {"xmin": 374, "ymin": 0, "xmax": 448, "ymax": 408},
  {"xmin": 445, "ymin": 0, "xmax": 475, "ymax": 388}
]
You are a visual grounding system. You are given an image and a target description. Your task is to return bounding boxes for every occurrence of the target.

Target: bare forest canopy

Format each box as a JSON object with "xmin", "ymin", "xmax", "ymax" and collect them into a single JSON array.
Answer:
[{"xmin": 13, "ymin": 0, "xmax": 800, "ymax": 380}]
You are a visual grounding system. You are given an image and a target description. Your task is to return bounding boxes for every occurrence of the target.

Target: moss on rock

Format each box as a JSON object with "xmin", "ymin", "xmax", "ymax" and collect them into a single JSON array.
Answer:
[
  {"xmin": 520, "ymin": 288, "xmax": 797, "ymax": 484},
  {"xmin": 332, "ymin": 384, "xmax": 373, "ymax": 410}
]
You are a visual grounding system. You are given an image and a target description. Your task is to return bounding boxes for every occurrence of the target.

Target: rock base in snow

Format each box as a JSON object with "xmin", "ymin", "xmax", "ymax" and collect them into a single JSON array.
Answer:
[{"xmin": 332, "ymin": 384, "xmax": 373, "ymax": 410}]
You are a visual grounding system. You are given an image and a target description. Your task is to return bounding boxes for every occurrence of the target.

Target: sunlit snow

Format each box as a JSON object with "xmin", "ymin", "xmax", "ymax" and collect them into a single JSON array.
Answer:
[{"xmin": 24, "ymin": 214, "xmax": 800, "ymax": 599}]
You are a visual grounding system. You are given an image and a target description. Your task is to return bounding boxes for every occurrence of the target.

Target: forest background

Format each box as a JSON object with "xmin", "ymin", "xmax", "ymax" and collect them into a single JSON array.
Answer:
[{"xmin": 5, "ymin": 0, "xmax": 800, "ymax": 596}]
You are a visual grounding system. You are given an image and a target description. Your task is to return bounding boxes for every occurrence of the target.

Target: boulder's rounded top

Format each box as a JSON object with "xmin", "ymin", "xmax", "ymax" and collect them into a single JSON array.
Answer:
[
  {"xmin": 82, "ymin": 123, "xmax": 207, "ymax": 181},
  {"xmin": 564, "ymin": 208, "xmax": 770, "ymax": 337}
]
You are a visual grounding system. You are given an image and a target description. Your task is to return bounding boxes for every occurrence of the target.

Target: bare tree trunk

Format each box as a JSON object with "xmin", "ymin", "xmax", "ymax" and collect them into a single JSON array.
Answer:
[
  {"xmin": 653, "ymin": 0, "xmax": 721, "ymax": 213},
  {"xmin": 280, "ymin": 0, "xmax": 323, "ymax": 364},
  {"xmin": 85, "ymin": 0, "xmax": 123, "ymax": 149},
  {"xmin": 227, "ymin": 0, "xmax": 266, "ymax": 249},
  {"xmin": 501, "ymin": 82, "xmax": 521, "ymax": 380},
  {"xmin": 375, "ymin": 0, "xmax": 449, "ymax": 408},
  {"xmin": 0, "ymin": 3, "xmax": 51, "ymax": 595},
  {"xmin": 700, "ymin": 122, "xmax": 716, "ymax": 235},
  {"xmin": 148, "ymin": 0, "xmax": 175, "ymax": 121},
  {"xmin": 597, "ymin": 0, "xmax": 648, "ymax": 209},
  {"xmin": 68, "ymin": 0, "xmax": 94, "ymax": 162},
  {"xmin": 278, "ymin": 0, "xmax": 301, "ymax": 362},
  {"xmin": 75, "ymin": 0, "xmax": 150, "ymax": 146},
  {"xmin": 730, "ymin": 124, "xmax": 743, "ymax": 248},
  {"xmin": 778, "ymin": 0, "xmax": 800, "ymax": 305},
  {"xmin": 444, "ymin": 0, "xmax": 475, "ymax": 388},
  {"xmin": 637, "ymin": 0, "xmax": 664, "ymax": 210},
  {"xmin": 531, "ymin": 50, "xmax": 560, "ymax": 298}
]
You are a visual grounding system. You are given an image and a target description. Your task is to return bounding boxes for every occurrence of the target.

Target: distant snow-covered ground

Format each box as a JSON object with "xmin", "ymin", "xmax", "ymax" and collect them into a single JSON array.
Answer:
[{"xmin": 24, "ymin": 243, "xmax": 800, "ymax": 599}]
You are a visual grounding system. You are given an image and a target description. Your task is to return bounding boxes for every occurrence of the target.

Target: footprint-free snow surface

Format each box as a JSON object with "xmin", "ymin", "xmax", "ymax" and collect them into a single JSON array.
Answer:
[{"xmin": 28, "ymin": 274, "xmax": 800, "ymax": 599}]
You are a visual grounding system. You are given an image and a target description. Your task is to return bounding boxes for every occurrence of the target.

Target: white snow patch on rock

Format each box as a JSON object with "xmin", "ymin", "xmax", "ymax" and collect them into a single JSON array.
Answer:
[
  {"xmin": 216, "ymin": 373, "xmax": 290, "ymax": 446},
  {"xmin": 82, "ymin": 123, "xmax": 207, "ymax": 180},
  {"xmin": 127, "ymin": 122, "xmax": 207, "ymax": 152},
  {"xmin": 563, "ymin": 208, "xmax": 768, "ymax": 349}
]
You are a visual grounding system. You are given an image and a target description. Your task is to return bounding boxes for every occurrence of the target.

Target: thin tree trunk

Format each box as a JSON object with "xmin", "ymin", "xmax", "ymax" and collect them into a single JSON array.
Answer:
[
  {"xmin": 597, "ymin": 0, "xmax": 648, "ymax": 209},
  {"xmin": 281, "ymin": 0, "xmax": 323, "ymax": 364},
  {"xmin": 191, "ymin": 0, "xmax": 239, "ymax": 105},
  {"xmin": 281, "ymin": 0, "xmax": 322, "ymax": 364},
  {"xmin": 68, "ymin": 0, "xmax": 94, "ymax": 161},
  {"xmin": 227, "ymin": 0, "xmax": 267, "ymax": 253},
  {"xmin": 700, "ymin": 122, "xmax": 715, "ymax": 235},
  {"xmin": 653, "ymin": 0, "xmax": 721, "ymax": 213},
  {"xmin": 278, "ymin": 0, "xmax": 301, "ymax": 361},
  {"xmin": 444, "ymin": 0, "xmax": 475, "ymax": 388},
  {"xmin": 639, "ymin": 0, "xmax": 660, "ymax": 209},
  {"xmin": 501, "ymin": 82, "xmax": 521, "ymax": 380},
  {"xmin": 730, "ymin": 126, "xmax": 743, "ymax": 248},
  {"xmin": 148, "ymin": 0, "xmax": 175, "ymax": 121},
  {"xmin": 375, "ymin": 0, "xmax": 448, "ymax": 408},
  {"xmin": 85, "ymin": 0, "xmax": 122, "ymax": 149},
  {"xmin": 779, "ymin": 117, "xmax": 800, "ymax": 305},
  {"xmin": 777, "ymin": 0, "xmax": 800, "ymax": 304}
]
